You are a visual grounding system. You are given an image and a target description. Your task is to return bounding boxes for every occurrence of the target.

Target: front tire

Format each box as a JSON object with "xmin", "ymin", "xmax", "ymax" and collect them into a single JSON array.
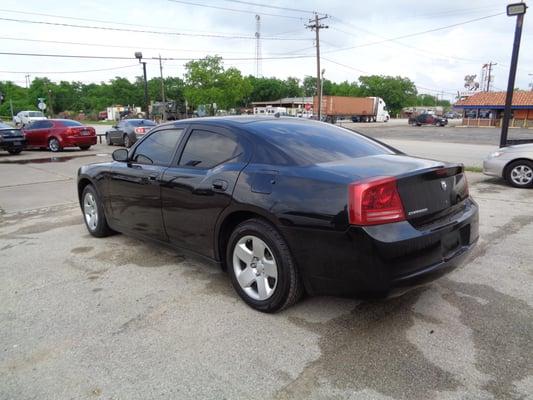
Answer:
[
  {"xmin": 505, "ymin": 160, "xmax": 533, "ymax": 188},
  {"xmin": 226, "ymin": 219, "xmax": 303, "ymax": 313},
  {"xmin": 8, "ymin": 148, "xmax": 22, "ymax": 155},
  {"xmin": 48, "ymin": 137, "xmax": 62, "ymax": 152},
  {"xmin": 79, "ymin": 145, "xmax": 91, "ymax": 150},
  {"xmin": 81, "ymin": 184, "xmax": 113, "ymax": 237}
]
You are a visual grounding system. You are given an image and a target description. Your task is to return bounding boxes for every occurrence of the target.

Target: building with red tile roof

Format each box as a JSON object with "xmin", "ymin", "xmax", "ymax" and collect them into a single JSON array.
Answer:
[{"xmin": 454, "ymin": 91, "xmax": 533, "ymax": 127}]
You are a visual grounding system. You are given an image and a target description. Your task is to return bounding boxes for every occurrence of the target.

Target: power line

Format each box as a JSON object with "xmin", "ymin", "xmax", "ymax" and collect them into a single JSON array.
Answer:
[
  {"xmin": 0, "ymin": 8, "xmax": 263, "ymax": 36},
  {"xmin": 167, "ymin": 0, "xmax": 304, "ymax": 20},
  {"xmin": 324, "ymin": 12, "xmax": 506, "ymax": 54},
  {"xmin": 0, "ymin": 36, "xmax": 311, "ymax": 57},
  {"xmin": 0, "ymin": 65, "xmax": 139, "ymax": 74},
  {"xmin": 0, "ymin": 51, "xmax": 315, "ymax": 62},
  {"xmin": 219, "ymin": 0, "xmax": 316, "ymax": 14},
  {"xmin": 322, "ymin": 57, "xmax": 457, "ymax": 96},
  {"xmin": 0, "ymin": 17, "xmax": 310, "ymax": 41}
]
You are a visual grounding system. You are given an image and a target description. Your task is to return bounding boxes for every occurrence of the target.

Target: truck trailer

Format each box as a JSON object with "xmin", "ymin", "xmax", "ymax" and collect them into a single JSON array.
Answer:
[{"xmin": 314, "ymin": 96, "xmax": 390, "ymax": 123}]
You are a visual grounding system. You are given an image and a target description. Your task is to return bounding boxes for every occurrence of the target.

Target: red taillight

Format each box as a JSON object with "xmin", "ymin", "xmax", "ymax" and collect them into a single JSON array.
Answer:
[
  {"xmin": 348, "ymin": 177, "xmax": 406, "ymax": 226},
  {"xmin": 65, "ymin": 128, "xmax": 75, "ymax": 135},
  {"xmin": 134, "ymin": 127, "xmax": 145, "ymax": 134}
]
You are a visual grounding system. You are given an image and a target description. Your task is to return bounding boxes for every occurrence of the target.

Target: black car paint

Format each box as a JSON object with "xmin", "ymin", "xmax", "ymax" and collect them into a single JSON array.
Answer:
[
  {"xmin": 0, "ymin": 123, "xmax": 26, "ymax": 152},
  {"xmin": 78, "ymin": 117, "xmax": 478, "ymax": 297}
]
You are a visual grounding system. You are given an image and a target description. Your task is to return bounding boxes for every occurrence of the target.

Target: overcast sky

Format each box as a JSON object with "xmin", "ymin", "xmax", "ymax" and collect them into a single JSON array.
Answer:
[{"xmin": 0, "ymin": 0, "xmax": 532, "ymax": 101}]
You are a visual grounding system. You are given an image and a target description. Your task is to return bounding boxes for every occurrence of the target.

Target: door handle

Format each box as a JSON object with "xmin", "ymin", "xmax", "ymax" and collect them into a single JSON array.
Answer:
[{"xmin": 212, "ymin": 179, "xmax": 228, "ymax": 191}]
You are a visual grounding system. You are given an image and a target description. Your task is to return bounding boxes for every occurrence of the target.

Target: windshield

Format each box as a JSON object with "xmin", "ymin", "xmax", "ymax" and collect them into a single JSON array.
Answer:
[
  {"xmin": 251, "ymin": 121, "xmax": 393, "ymax": 166},
  {"xmin": 28, "ymin": 112, "xmax": 44, "ymax": 118}
]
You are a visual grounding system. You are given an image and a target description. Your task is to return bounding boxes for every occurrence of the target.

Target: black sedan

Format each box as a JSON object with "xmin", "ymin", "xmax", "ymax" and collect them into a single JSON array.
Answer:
[
  {"xmin": 0, "ymin": 122, "xmax": 26, "ymax": 154},
  {"xmin": 105, "ymin": 119, "xmax": 157, "ymax": 148},
  {"xmin": 77, "ymin": 117, "xmax": 479, "ymax": 312},
  {"xmin": 410, "ymin": 113, "xmax": 448, "ymax": 127}
]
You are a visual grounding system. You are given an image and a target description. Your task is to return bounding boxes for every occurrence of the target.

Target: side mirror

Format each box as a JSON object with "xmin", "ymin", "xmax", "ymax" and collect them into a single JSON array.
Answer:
[{"xmin": 112, "ymin": 148, "xmax": 129, "ymax": 162}]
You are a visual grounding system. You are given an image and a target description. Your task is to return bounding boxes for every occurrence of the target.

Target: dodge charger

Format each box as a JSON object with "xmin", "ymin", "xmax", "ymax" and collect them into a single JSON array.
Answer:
[{"xmin": 77, "ymin": 117, "xmax": 479, "ymax": 312}]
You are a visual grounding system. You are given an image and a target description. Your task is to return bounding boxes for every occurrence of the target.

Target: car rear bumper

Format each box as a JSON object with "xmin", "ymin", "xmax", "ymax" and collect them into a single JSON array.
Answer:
[
  {"xmin": 62, "ymin": 136, "xmax": 97, "ymax": 147},
  {"xmin": 483, "ymin": 158, "xmax": 506, "ymax": 178},
  {"xmin": 0, "ymin": 138, "xmax": 26, "ymax": 150},
  {"xmin": 282, "ymin": 198, "xmax": 479, "ymax": 297}
]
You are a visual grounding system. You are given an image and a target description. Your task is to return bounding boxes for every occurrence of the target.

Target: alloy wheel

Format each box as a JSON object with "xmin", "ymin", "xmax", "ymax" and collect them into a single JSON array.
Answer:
[
  {"xmin": 83, "ymin": 192, "xmax": 98, "ymax": 231},
  {"xmin": 232, "ymin": 235, "xmax": 278, "ymax": 301},
  {"xmin": 510, "ymin": 165, "xmax": 533, "ymax": 186},
  {"xmin": 49, "ymin": 138, "xmax": 60, "ymax": 152}
]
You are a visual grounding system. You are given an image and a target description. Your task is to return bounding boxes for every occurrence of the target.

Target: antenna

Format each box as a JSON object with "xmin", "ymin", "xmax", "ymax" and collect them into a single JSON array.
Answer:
[{"xmin": 255, "ymin": 15, "xmax": 262, "ymax": 77}]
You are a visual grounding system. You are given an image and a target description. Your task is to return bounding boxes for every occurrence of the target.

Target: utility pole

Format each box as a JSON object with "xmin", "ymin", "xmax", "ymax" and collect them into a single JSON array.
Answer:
[
  {"xmin": 24, "ymin": 74, "xmax": 30, "ymax": 89},
  {"xmin": 159, "ymin": 55, "xmax": 166, "ymax": 121},
  {"xmin": 529, "ymin": 73, "xmax": 533, "ymax": 91},
  {"xmin": 255, "ymin": 15, "xmax": 262, "ymax": 78},
  {"xmin": 306, "ymin": 13, "xmax": 328, "ymax": 120},
  {"xmin": 486, "ymin": 62, "xmax": 497, "ymax": 91}
]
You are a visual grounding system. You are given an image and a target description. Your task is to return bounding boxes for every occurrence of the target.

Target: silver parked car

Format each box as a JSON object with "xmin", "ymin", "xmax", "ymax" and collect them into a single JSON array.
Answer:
[{"xmin": 483, "ymin": 143, "xmax": 533, "ymax": 188}]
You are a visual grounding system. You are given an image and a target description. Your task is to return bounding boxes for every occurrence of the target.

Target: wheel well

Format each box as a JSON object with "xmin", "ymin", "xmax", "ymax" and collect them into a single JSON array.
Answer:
[
  {"xmin": 77, "ymin": 178, "xmax": 92, "ymax": 204},
  {"xmin": 216, "ymin": 211, "xmax": 271, "ymax": 270},
  {"xmin": 503, "ymin": 158, "xmax": 533, "ymax": 177}
]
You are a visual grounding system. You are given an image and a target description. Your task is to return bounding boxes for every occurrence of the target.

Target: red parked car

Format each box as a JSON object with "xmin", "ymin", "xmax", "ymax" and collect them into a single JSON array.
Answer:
[{"xmin": 23, "ymin": 119, "xmax": 97, "ymax": 152}]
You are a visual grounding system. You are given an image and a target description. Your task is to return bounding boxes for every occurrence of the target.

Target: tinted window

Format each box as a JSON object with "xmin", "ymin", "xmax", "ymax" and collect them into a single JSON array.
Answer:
[
  {"xmin": 179, "ymin": 130, "xmax": 242, "ymax": 168},
  {"xmin": 127, "ymin": 119, "xmax": 157, "ymax": 127},
  {"xmin": 132, "ymin": 129, "xmax": 183, "ymax": 166},
  {"xmin": 27, "ymin": 120, "xmax": 50, "ymax": 129},
  {"xmin": 250, "ymin": 122, "xmax": 393, "ymax": 166},
  {"xmin": 60, "ymin": 120, "xmax": 83, "ymax": 127}
]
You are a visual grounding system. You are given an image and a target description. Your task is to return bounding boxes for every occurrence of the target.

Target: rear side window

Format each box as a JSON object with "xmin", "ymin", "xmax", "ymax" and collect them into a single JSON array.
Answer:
[
  {"xmin": 127, "ymin": 120, "xmax": 156, "ymax": 127},
  {"xmin": 251, "ymin": 122, "xmax": 393, "ymax": 166},
  {"xmin": 61, "ymin": 120, "xmax": 83, "ymax": 127},
  {"xmin": 179, "ymin": 130, "xmax": 242, "ymax": 168},
  {"xmin": 132, "ymin": 128, "xmax": 184, "ymax": 166}
]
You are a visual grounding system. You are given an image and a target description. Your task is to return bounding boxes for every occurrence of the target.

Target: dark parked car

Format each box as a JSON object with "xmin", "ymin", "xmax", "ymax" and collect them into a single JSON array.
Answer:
[
  {"xmin": 0, "ymin": 122, "xmax": 26, "ymax": 154},
  {"xmin": 23, "ymin": 119, "xmax": 96, "ymax": 152},
  {"xmin": 77, "ymin": 117, "xmax": 479, "ymax": 312},
  {"xmin": 409, "ymin": 113, "xmax": 448, "ymax": 127},
  {"xmin": 105, "ymin": 119, "xmax": 157, "ymax": 148}
]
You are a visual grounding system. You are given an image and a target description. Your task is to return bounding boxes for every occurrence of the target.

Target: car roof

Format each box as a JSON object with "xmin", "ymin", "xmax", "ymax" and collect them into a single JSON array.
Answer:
[{"xmin": 167, "ymin": 115, "xmax": 322, "ymax": 133}]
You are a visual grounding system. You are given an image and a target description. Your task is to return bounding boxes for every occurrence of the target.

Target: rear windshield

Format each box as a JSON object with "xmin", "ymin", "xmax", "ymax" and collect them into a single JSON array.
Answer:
[
  {"xmin": 61, "ymin": 120, "xmax": 83, "ymax": 127},
  {"xmin": 28, "ymin": 111, "xmax": 44, "ymax": 117},
  {"xmin": 127, "ymin": 120, "xmax": 156, "ymax": 127},
  {"xmin": 252, "ymin": 122, "xmax": 393, "ymax": 166}
]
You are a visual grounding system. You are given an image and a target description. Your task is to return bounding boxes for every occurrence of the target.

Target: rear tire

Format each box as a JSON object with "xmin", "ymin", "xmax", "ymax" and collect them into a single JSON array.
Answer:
[
  {"xmin": 79, "ymin": 145, "xmax": 91, "ymax": 150},
  {"xmin": 226, "ymin": 219, "xmax": 303, "ymax": 312},
  {"xmin": 123, "ymin": 134, "xmax": 131, "ymax": 148},
  {"xmin": 505, "ymin": 160, "xmax": 533, "ymax": 188},
  {"xmin": 81, "ymin": 184, "xmax": 113, "ymax": 237},
  {"xmin": 8, "ymin": 148, "xmax": 22, "ymax": 155},
  {"xmin": 48, "ymin": 137, "xmax": 62, "ymax": 152}
]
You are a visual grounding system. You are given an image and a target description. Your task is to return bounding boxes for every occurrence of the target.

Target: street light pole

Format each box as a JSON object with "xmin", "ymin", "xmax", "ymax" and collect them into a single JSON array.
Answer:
[
  {"xmin": 500, "ymin": 2, "xmax": 527, "ymax": 147},
  {"xmin": 135, "ymin": 52, "xmax": 149, "ymax": 120}
]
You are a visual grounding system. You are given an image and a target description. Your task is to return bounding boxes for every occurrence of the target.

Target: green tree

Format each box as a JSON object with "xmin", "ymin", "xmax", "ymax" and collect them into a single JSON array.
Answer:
[{"xmin": 358, "ymin": 75, "xmax": 418, "ymax": 116}]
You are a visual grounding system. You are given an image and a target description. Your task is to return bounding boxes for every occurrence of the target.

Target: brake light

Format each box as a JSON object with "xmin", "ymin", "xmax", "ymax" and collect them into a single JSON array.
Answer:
[
  {"xmin": 348, "ymin": 177, "xmax": 405, "ymax": 225},
  {"xmin": 65, "ymin": 128, "xmax": 75, "ymax": 136},
  {"xmin": 134, "ymin": 127, "xmax": 145, "ymax": 134}
]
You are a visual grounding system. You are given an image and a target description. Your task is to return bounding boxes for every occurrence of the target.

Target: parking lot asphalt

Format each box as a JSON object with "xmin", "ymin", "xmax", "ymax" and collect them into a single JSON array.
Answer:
[{"xmin": 1, "ymin": 125, "xmax": 532, "ymax": 399}]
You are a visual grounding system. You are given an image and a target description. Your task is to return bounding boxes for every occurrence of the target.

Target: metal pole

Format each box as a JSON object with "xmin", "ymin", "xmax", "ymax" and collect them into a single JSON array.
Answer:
[
  {"xmin": 315, "ymin": 14, "xmax": 321, "ymax": 121},
  {"xmin": 159, "ymin": 55, "xmax": 166, "ymax": 121},
  {"xmin": 500, "ymin": 13, "xmax": 524, "ymax": 147},
  {"xmin": 142, "ymin": 61, "xmax": 149, "ymax": 120}
]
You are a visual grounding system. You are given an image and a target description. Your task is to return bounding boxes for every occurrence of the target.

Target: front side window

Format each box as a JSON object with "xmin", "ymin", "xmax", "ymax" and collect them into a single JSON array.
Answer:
[
  {"xmin": 132, "ymin": 129, "xmax": 184, "ymax": 166},
  {"xmin": 27, "ymin": 120, "xmax": 44, "ymax": 129},
  {"xmin": 179, "ymin": 130, "xmax": 243, "ymax": 169}
]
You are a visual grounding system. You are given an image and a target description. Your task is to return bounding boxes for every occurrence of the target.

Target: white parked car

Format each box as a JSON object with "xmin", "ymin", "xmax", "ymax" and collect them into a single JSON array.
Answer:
[
  {"xmin": 13, "ymin": 110, "xmax": 47, "ymax": 127},
  {"xmin": 483, "ymin": 143, "xmax": 533, "ymax": 188}
]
